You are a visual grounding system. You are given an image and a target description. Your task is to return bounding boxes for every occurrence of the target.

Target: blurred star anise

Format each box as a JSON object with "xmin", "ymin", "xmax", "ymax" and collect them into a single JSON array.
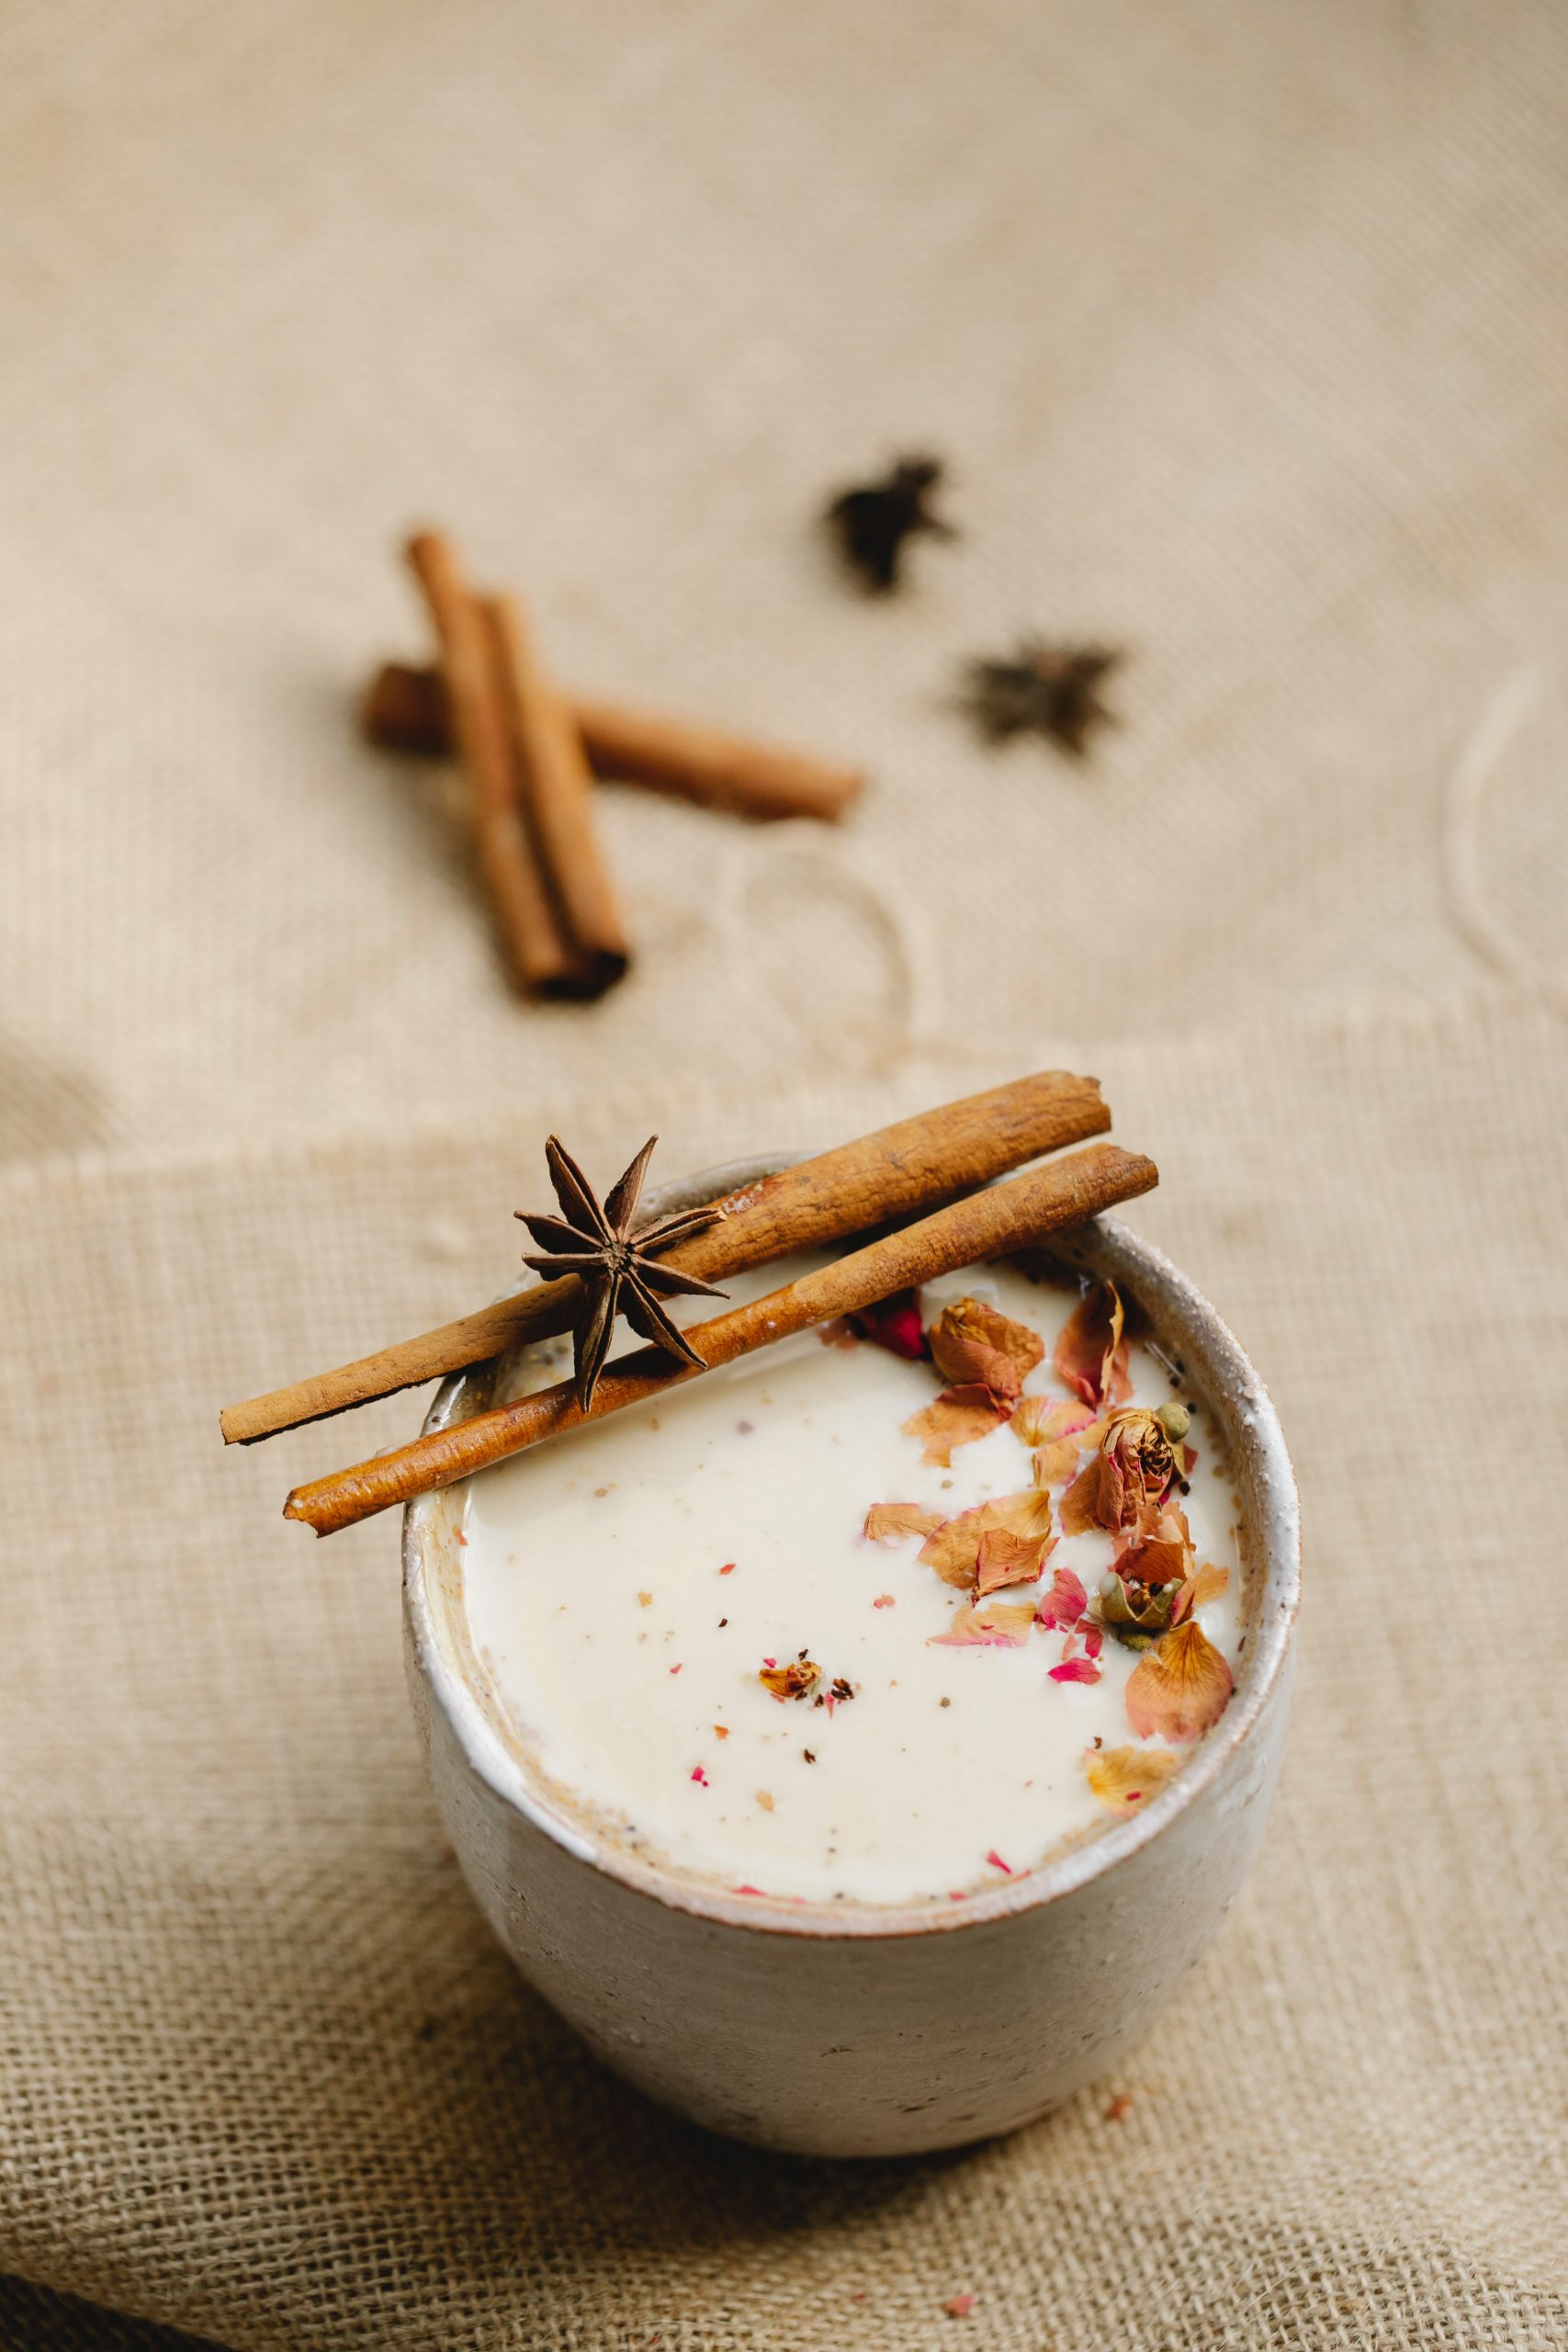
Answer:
[
  {"xmin": 963, "ymin": 639, "xmax": 1122, "ymax": 755},
  {"xmin": 517, "ymin": 1136, "xmax": 728, "ymax": 1409},
  {"xmin": 826, "ymin": 455, "xmax": 955, "ymax": 593}
]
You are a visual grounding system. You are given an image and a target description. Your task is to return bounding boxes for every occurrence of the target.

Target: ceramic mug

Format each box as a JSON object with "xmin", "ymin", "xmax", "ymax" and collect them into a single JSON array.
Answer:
[{"xmin": 404, "ymin": 1158, "xmax": 1299, "ymax": 2158}]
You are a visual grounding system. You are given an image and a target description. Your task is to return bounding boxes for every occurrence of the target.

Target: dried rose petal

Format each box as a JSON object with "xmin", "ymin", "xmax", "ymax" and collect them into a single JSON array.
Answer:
[
  {"xmin": 1124, "ymin": 1621, "xmax": 1233, "ymax": 1742},
  {"xmin": 1012, "ymin": 1395, "xmax": 1101, "ymax": 1487},
  {"xmin": 929, "ymin": 1601, "xmax": 1035, "ymax": 1647},
  {"xmin": 904, "ymin": 1385, "xmax": 1013, "ymax": 1465},
  {"xmin": 1170, "ymin": 1561, "xmax": 1230, "ymax": 1623},
  {"xmin": 863, "ymin": 1501, "xmax": 946, "ymax": 1544},
  {"xmin": 1086, "ymin": 1744, "xmax": 1184, "ymax": 1815},
  {"xmin": 1049, "ymin": 1655, "xmax": 1102, "ymax": 1685},
  {"xmin": 1111, "ymin": 1504, "xmax": 1195, "ymax": 1591},
  {"xmin": 928, "ymin": 1296, "xmax": 1043, "ymax": 1403},
  {"xmin": 1011, "ymin": 1394, "xmax": 1094, "ymax": 1443},
  {"xmin": 760, "ymin": 1658, "xmax": 821, "ymax": 1702},
  {"xmin": 850, "ymin": 1288, "xmax": 927, "ymax": 1359},
  {"xmin": 975, "ymin": 1524, "xmax": 1056, "ymax": 1598},
  {"xmin": 1053, "ymin": 1280, "xmax": 1132, "ymax": 1410},
  {"xmin": 1035, "ymin": 1564, "xmax": 1089, "ymax": 1631},
  {"xmin": 1059, "ymin": 1450, "xmax": 1117, "ymax": 1537},
  {"xmin": 918, "ymin": 1490, "xmax": 1055, "ymax": 1590}
]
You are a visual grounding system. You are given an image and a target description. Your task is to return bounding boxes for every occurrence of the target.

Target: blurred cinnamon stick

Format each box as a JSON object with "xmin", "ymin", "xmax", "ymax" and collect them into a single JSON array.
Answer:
[
  {"xmin": 405, "ymin": 534, "xmax": 595, "ymax": 999},
  {"xmin": 485, "ymin": 592, "xmax": 629, "ymax": 996},
  {"xmin": 362, "ymin": 660, "xmax": 863, "ymax": 823}
]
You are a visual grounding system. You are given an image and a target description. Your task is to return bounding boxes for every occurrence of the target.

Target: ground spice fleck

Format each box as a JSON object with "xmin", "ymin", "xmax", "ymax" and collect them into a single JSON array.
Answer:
[
  {"xmin": 1105, "ymin": 2093, "xmax": 1134, "ymax": 2122},
  {"xmin": 803, "ymin": 1748, "xmax": 816, "ymax": 1764},
  {"xmin": 945, "ymin": 2293, "xmax": 975, "ymax": 2319},
  {"xmin": 756, "ymin": 1791, "xmax": 774, "ymax": 1811}
]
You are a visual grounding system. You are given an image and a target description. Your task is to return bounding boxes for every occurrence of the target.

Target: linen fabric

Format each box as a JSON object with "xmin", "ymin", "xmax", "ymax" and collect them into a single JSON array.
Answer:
[
  {"xmin": 1, "ymin": 0, "xmax": 1566, "ymax": 2341},
  {"xmin": 0, "ymin": 992, "xmax": 1563, "ymax": 2349}
]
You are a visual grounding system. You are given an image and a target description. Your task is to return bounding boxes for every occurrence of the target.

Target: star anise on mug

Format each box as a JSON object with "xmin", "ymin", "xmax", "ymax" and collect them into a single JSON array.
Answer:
[
  {"xmin": 961, "ymin": 639, "xmax": 1122, "ymax": 755},
  {"xmin": 825, "ymin": 455, "xmax": 955, "ymax": 593},
  {"xmin": 517, "ymin": 1136, "xmax": 728, "ymax": 1410}
]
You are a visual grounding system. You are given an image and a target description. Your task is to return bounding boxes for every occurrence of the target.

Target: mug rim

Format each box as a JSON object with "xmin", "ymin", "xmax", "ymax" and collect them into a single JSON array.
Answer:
[{"xmin": 404, "ymin": 1153, "xmax": 1300, "ymax": 1943}]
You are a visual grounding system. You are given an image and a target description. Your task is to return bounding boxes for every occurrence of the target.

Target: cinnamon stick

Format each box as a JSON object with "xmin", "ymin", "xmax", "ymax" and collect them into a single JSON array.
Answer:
[
  {"xmin": 404, "ymin": 533, "xmax": 590, "ymax": 999},
  {"xmin": 485, "ymin": 592, "xmax": 629, "ymax": 994},
  {"xmin": 220, "ymin": 1069, "xmax": 1110, "ymax": 1444},
  {"xmin": 362, "ymin": 661, "xmax": 864, "ymax": 823},
  {"xmin": 284, "ymin": 1141, "xmax": 1156, "ymax": 1535}
]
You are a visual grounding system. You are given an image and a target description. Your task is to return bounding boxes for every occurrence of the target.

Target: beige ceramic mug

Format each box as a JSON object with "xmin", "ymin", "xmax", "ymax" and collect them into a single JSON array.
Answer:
[{"xmin": 404, "ymin": 1158, "xmax": 1299, "ymax": 2158}]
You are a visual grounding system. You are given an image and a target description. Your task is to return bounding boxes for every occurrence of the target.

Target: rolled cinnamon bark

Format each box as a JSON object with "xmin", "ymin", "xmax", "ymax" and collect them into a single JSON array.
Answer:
[
  {"xmin": 404, "ymin": 535, "xmax": 589, "ymax": 1000},
  {"xmin": 362, "ymin": 661, "xmax": 863, "ymax": 824},
  {"xmin": 284, "ymin": 1140, "xmax": 1157, "ymax": 1535},
  {"xmin": 220, "ymin": 1069, "xmax": 1110, "ymax": 1444},
  {"xmin": 485, "ymin": 593, "xmax": 629, "ymax": 997}
]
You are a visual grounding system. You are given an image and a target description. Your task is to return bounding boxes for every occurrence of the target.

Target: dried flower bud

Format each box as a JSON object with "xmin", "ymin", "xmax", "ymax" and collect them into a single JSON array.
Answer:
[{"xmin": 1097, "ymin": 1569, "xmax": 1179, "ymax": 1651}]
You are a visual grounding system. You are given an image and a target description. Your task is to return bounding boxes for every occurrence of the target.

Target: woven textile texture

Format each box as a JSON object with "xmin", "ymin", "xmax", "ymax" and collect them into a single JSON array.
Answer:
[
  {"xmin": 1, "ymin": 0, "xmax": 1568, "ymax": 1158},
  {"xmin": 3, "ymin": 0, "xmax": 1568, "ymax": 2341},
  {"xmin": 0, "ymin": 989, "xmax": 1563, "ymax": 2351}
]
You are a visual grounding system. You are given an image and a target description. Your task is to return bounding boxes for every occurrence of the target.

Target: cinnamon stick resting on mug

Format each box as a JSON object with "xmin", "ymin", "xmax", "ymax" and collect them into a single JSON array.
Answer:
[
  {"xmin": 284, "ymin": 1139, "xmax": 1157, "ymax": 1535},
  {"xmin": 220, "ymin": 1068, "xmax": 1111, "ymax": 1445},
  {"xmin": 363, "ymin": 661, "xmax": 864, "ymax": 824}
]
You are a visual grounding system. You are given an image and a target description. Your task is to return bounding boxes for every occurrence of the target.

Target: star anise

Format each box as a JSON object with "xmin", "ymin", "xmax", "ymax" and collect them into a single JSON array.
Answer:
[
  {"xmin": 516, "ymin": 1136, "xmax": 728, "ymax": 1410},
  {"xmin": 962, "ymin": 639, "xmax": 1122, "ymax": 755},
  {"xmin": 825, "ymin": 455, "xmax": 955, "ymax": 593}
]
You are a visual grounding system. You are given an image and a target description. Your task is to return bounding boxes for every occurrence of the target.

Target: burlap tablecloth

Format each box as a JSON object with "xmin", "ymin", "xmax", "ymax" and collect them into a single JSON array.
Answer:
[
  {"xmin": 3, "ymin": 0, "xmax": 1568, "ymax": 2342},
  {"xmin": 1, "ymin": 989, "xmax": 1564, "ymax": 2350}
]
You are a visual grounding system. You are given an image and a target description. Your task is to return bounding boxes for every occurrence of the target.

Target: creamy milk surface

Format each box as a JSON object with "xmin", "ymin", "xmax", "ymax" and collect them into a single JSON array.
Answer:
[{"xmin": 460, "ymin": 1258, "xmax": 1245, "ymax": 1906}]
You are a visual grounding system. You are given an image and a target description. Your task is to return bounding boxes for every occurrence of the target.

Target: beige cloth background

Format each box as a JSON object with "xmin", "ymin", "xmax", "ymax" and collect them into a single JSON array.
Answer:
[
  {"xmin": 3, "ymin": 0, "xmax": 1568, "ymax": 1159},
  {"xmin": 2, "ymin": 1, "xmax": 1567, "ymax": 2346}
]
